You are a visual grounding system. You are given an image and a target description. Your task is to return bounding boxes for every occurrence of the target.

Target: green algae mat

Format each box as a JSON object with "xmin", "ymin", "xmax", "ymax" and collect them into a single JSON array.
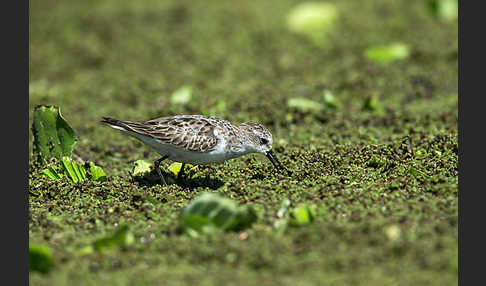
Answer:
[{"xmin": 29, "ymin": 0, "xmax": 458, "ymax": 285}]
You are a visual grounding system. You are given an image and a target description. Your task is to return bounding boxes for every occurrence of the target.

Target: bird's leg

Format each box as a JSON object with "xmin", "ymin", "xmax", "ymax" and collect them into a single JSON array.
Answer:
[
  {"xmin": 177, "ymin": 163, "xmax": 186, "ymax": 181},
  {"xmin": 154, "ymin": 155, "xmax": 169, "ymax": 186}
]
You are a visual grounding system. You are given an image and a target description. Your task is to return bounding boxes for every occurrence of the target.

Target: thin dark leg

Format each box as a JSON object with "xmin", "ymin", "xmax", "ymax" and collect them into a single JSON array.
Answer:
[
  {"xmin": 154, "ymin": 155, "xmax": 169, "ymax": 186},
  {"xmin": 177, "ymin": 163, "xmax": 186, "ymax": 180}
]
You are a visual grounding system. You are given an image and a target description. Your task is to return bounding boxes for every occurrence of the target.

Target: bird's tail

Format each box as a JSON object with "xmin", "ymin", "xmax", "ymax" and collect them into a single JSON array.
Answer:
[
  {"xmin": 101, "ymin": 116, "xmax": 153, "ymax": 138},
  {"xmin": 100, "ymin": 117, "xmax": 133, "ymax": 132}
]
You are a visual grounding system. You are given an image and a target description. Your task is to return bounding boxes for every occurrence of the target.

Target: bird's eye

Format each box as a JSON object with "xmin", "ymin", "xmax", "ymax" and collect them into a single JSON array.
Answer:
[{"xmin": 260, "ymin": 138, "xmax": 268, "ymax": 145}]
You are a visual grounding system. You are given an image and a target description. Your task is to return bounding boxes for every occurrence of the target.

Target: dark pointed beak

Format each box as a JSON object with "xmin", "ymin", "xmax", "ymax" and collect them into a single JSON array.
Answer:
[{"xmin": 265, "ymin": 149, "xmax": 284, "ymax": 173}]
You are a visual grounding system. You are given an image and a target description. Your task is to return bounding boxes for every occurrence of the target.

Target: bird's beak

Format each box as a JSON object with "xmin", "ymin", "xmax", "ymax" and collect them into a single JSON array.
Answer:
[{"xmin": 265, "ymin": 149, "xmax": 284, "ymax": 172}]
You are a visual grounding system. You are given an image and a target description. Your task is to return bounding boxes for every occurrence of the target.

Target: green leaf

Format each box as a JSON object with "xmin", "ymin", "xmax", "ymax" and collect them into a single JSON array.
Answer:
[
  {"xmin": 92, "ymin": 224, "xmax": 135, "ymax": 253},
  {"xmin": 322, "ymin": 90, "xmax": 338, "ymax": 109},
  {"xmin": 41, "ymin": 160, "xmax": 105, "ymax": 183},
  {"xmin": 170, "ymin": 85, "xmax": 192, "ymax": 105},
  {"xmin": 41, "ymin": 165, "xmax": 63, "ymax": 180},
  {"xmin": 288, "ymin": 97, "xmax": 324, "ymax": 112},
  {"xmin": 132, "ymin": 160, "xmax": 152, "ymax": 177},
  {"xmin": 234, "ymin": 207, "xmax": 258, "ymax": 231},
  {"xmin": 289, "ymin": 204, "xmax": 316, "ymax": 227},
  {"xmin": 179, "ymin": 193, "xmax": 257, "ymax": 236},
  {"xmin": 60, "ymin": 157, "xmax": 87, "ymax": 183},
  {"xmin": 32, "ymin": 105, "xmax": 77, "ymax": 164},
  {"xmin": 286, "ymin": 2, "xmax": 339, "ymax": 45},
  {"xmin": 181, "ymin": 216, "xmax": 218, "ymax": 237},
  {"xmin": 29, "ymin": 242, "xmax": 55, "ymax": 273},
  {"xmin": 168, "ymin": 162, "xmax": 193, "ymax": 176},
  {"xmin": 168, "ymin": 162, "xmax": 183, "ymax": 176},
  {"xmin": 364, "ymin": 43, "xmax": 410, "ymax": 65},
  {"xmin": 89, "ymin": 162, "xmax": 107, "ymax": 182}
]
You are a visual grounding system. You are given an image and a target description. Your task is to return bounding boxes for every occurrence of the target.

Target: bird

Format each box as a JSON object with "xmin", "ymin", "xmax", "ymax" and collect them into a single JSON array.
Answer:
[{"xmin": 101, "ymin": 115, "xmax": 284, "ymax": 186}]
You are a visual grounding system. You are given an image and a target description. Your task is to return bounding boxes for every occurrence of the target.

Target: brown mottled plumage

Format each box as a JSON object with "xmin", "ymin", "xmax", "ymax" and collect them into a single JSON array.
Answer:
[
  {"xmin": 102, "ymin": 115, "xmax": 225, "ymax": 152},
  {"xmin": 101, "ymin": 115, "xmax": 284, "ymax": 186}
]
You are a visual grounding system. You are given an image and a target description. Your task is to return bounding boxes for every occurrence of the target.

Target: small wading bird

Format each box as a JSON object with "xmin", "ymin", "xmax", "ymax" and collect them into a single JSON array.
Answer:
[{"xmin": 101, "ymin": 115, "xmax": 284, "ymax": 186}]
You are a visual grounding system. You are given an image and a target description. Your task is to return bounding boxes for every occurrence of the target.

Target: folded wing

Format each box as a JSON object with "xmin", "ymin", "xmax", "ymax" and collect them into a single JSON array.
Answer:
[{"xmin": 107, "ymin": 115, "xmax": 220, "ymax": 153}]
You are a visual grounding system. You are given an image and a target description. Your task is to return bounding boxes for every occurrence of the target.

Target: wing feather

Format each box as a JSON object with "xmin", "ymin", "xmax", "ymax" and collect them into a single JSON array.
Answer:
[{"xmin": 119, "ymin": 115, "xmax": 221, "ymax": 152}]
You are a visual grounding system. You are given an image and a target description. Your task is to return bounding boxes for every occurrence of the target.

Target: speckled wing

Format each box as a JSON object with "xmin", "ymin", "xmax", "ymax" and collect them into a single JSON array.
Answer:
[{"xmin": 119, "ymin": 115, "xmax": 220, "ymax": 152}]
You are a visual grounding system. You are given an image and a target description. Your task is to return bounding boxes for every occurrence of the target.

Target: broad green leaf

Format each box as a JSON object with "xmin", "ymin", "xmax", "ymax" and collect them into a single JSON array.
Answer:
[
  {"xmin": 41, "ymin": 159, "xmax": 105, "ymax": 184},
  {"xmin": 60, "ymin": 157, "xmax": 87, "ymax": 183},
  {"xmin": 29, "ymin": 242, "xmax": 55, "ymax": 273},
  {"xmin": 288, "ymin": 97, "xmax": 324, "ymax": 112},
  {"xmin": 289, "ymin": 204, "xmax": 316, "ymax": 227},
  {"xmin": 286, "ymin": 2, "xmax": 339, "ymax": 45},
  {"xmin": 179, "ymin": 193, "xmax": 257, "ymax": 236},
  {"xmin": 41, "ymin": 165, "xmax": 63, "ymax": 180},
  {"xmin": 181, "ymin": 216, "xmax": 219, "ymax": 237},
  {"xmin": 93, "ymin": 224, "xmax": 135, "ymax": 253},
  {"xmin": 322, "ymin": 90, "xmax": 338, "ymax": 109},
  {"xmin": 207, "ymin": 206, "xmax": 237, "ymax": 229},
  {"xmin": 364, "ymin": 43, "xmax": 410, "ymax": 65},
  {"xmin": 32, "ymin": 105, "xmax": 77, "ymax": 164},
  {"xmin": 168, "ymin": 162, "xmax": 183, "ymax": 176},
  {"xmin": 170, "ymin": 85, "xmax": 192, "ymax": 105},
  {"xmin": 89, "ymin": 162, "xmax": 107, "ymax": 182},
  {"xmin": 74, "ymin": 160, "xmax": 87, "ymax": 181},
  {"xmin": 132, "ymin": 160, "xmax": 152, "ymax": 177},
  {"xmin": 234, "ymin": 207, "xmax": 258, "ymax": 231},
  {"xmin": 168, "ymin": 162, "xmax": 193, "ymax": 176}
]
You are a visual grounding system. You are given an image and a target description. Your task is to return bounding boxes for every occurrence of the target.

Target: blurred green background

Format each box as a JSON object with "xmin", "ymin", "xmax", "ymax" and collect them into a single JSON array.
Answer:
[{"xmin": 29, "ymin": 0, "xmax": 457, "ymax": 285}]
